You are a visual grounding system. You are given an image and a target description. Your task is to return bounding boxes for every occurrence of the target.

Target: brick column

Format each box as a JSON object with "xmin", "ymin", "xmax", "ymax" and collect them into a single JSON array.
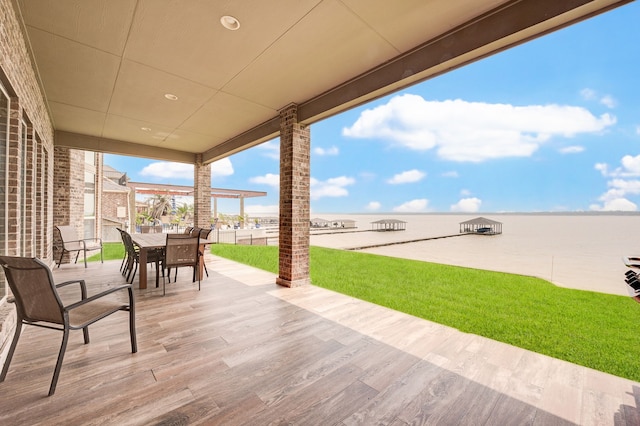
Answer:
[
  {"xmin": 193, "ymin": 154, "xmax": 211, "ymax": 229},
  {"xmin": 276, "ymin": 104, "xmax": 311, "ymax": 287}
]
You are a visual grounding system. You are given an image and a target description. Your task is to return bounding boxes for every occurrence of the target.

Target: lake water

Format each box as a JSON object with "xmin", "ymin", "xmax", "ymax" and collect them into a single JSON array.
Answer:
[{"xmin": 308, "ymin": 212, "xmax": 640, "ymax": 296}]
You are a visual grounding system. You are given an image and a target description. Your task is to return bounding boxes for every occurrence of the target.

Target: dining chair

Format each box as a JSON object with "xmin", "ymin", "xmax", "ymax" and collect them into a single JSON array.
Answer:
[
  {"xmin": 0, "ymin": 256, "xmax": 137, "ymax": 396},
  {"xmin": 54, "ymin": 225, "xmax": 103, "ymax": 268},
  {"xmin": 163, "ymin": 234, "xmax": 200, "ymax": 296},
  {"xmin": 198, "ymin": 228, "xmax": 213, "ymax": 277},
  {"xmin": 122, "ymin": 230, "xmax": 164, "ymax": 287},
  {"xmin": 116, "ymin": 227, "xmax": 129, "ymax": 275}
]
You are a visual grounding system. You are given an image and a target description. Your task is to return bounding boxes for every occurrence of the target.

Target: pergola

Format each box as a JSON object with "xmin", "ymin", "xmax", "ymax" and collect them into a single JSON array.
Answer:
[
  {"xmin": 127, "ymin": 181, "xmax": 267, "ymax": 221},
  {"xmin": 9, "ymin": 0, "xmax": 631, "ymax": 287}
]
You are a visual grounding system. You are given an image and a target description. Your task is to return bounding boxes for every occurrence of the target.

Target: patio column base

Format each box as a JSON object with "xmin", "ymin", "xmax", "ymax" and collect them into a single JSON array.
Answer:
[{"xmin": 276, "ymin": 276, "xmax": 311, "ymax": 288}]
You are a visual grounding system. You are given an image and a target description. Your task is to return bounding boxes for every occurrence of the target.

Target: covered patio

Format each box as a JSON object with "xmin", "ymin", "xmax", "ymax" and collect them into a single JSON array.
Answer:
[
  {"xmin": 2, "ymin": 0, "xmax": 639, "ymax": 421},
  {"xmin": 0, "ymin": 255, "xmax": 637, "ymax": 424}
]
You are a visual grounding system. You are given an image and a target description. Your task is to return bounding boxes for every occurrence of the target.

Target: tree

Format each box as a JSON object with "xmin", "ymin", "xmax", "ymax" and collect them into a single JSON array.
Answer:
[
  {"xmin": 175, "ymin": 202, "xmax": 194, "ymax": 223},
  {"xmin": 149, "ymin": 195, "xmax": 172, "ymax": 221}
]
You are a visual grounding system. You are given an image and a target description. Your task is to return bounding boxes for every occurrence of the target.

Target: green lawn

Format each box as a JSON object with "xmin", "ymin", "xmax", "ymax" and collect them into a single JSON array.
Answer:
[
  {"xmin": 209, "ymin": 244, "xmax": 640, "ymax": 382},
  {"xmin": 90, "ymin": 242, "xmax": 640, "ymax": 381}
]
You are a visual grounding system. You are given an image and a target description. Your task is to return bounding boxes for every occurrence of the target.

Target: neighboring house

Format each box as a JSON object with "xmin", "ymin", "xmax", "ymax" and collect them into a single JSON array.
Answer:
[{"xmin": 101, "ymin": 168, "xmax": 133, "ymax": 242}]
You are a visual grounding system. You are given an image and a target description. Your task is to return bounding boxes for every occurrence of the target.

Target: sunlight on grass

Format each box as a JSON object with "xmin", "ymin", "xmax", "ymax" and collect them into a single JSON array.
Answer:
[{"xmin": 211, "ymin": 244, "xmax": 640, "ymax": 382}]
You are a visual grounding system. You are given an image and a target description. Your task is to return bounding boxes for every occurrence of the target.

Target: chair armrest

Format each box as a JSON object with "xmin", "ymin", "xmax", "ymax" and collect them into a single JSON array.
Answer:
[
  {"xmin": 56, "ymin": 279, "xmax": 88, "ymax": 300},
  {"xmin": 83, "ymin": 237, "xmax": 102, "ymax": 245},
  {"xmin": 63, "ymin": 284, "xmax": 133, "ymax": 312}
]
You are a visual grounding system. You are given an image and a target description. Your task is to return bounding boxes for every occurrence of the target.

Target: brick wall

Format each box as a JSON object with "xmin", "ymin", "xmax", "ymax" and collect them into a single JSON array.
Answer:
[{"xmin": 0, "ymin": 0, "xmax": 56, "ymax": 373}]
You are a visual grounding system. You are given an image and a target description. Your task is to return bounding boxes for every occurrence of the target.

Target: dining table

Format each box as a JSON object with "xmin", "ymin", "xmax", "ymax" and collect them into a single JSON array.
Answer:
[{"xmin": 130, "ymin": 233, "xmax": 210, "ymax": 289}]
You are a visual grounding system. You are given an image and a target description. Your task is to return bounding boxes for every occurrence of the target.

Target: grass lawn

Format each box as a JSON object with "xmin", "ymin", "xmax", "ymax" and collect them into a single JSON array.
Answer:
[{"xmin": 208, "ymin": 244, "xmax": 640, "ymax": 383}]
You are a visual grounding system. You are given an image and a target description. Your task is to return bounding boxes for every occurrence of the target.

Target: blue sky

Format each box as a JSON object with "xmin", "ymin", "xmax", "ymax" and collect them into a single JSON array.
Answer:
[{"xmin": 105, "ymin": 2, "xmax": 640, "ymax": 215}]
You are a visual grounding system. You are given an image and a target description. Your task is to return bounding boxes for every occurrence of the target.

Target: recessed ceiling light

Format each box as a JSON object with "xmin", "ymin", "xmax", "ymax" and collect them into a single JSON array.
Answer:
[
  {"xmin": 141, "ymin": 127, "xmax": 152, "ymax": 132},
  {"xmin": 220, "ymin": 15, "xmax": 240, "ymax": 31},
  {"xmin": 164, "ymin": 93, "xmax": 178, "ymax": 101}
]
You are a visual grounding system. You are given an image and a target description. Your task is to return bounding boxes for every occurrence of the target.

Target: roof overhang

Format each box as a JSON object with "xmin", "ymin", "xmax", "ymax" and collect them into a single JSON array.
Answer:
[{"xmin": 14, "ymin": 0, "xmax": 632, "ymax": 164}]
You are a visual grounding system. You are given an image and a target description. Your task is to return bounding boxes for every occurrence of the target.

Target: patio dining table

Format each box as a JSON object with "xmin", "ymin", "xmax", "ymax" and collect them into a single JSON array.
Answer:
[{"xmin": 131, "ymin": 233, "xmax": 210, "ymax": 289}]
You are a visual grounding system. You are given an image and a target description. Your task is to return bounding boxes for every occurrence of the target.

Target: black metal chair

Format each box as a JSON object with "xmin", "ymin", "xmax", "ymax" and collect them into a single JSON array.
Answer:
[
  {"xmin": 0, "ymin": 256, "xmax": 137, "ymax": 396},
  {"xmin": 198, "ymin": 228, "xmax": 213, "ymax": 277},
  {"xmin": 121, "ymin": 230, "xmax": 164, "ymax": 288}
]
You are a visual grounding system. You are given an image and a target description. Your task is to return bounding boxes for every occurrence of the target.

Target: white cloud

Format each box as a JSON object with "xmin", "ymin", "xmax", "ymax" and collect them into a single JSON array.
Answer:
[
  {"xmin": 387, "ymin": 169, "xmax": 426, "ymax": 184},
  {"xmin": 559, "ymin": 146, "xmax": 584, "ymax": 154},
  {"xmin": 210, "ymin": 158, "xmax": 234, "ymax": 178},
  {"xmin": 450, "ymin": 197, "xmax": 482, "ymax": 212},
  {"xmin": 365, "ymin": 201, "xmax": 381, "ymax": 211},
  {"xmin": 311, "ymin": 176, "xmax": 355, "ymax": 200},
  {"xmin": 314, "ymin": 146, "xmax": 339, "ymax": 156},
  {"xmin": 636, "ymin": 126, "xmax": 640, "ymax": 135},
  {"xmin": 343, "ymin": 94, "xmax": 615, "ymax": 162},
  {"xmin": 140, "ymin": 162, "xmax": 193, "ymax": 179},
  {"xmin": 442, "ymin": 171, "xmax": 459, "ymax": 178},
  {"xmin": 590, "ymin": 177, "xmax": 640, "ymax": 211},
  {"xmin": 580, "ymin": 88, "xmax": 597, "ymax": 100},
  {"xmin": 249, "ymin": 173, "xmax": 280, "ymax": 187},
  {"xmin": 581, "ymin": 88, "xmax": 616, "ymax": 109},
  {"xmin": 392, "ymin": 198, "xmax": 429, "ymax": 212},
  {"xmin": 590, "ymin": 198, "xmax": 637, "ymax": 211},
  {"xmin": 460, "ymin": 189, "xmax": 471, "ymax": 196},
  {"xmin": 257, "ymin": 140, "xmax": 280, "ymax": 160},
  {"xmin": 596, "ymin": 155, "xmax": 640, "ymax": 177},
  {"xmin": 600, "ymin": 95, "xmax": 616, "ymax": 109}
]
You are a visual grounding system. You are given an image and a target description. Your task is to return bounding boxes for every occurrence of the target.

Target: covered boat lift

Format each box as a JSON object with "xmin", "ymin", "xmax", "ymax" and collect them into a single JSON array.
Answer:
[{"xmin": 459, "ymin": 217, "xmax": 502, "ymax": 235}]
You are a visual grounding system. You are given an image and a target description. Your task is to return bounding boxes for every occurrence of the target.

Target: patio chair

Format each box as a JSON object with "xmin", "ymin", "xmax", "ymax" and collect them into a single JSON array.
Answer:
[
  {"xmin": 121, "ymin": 230, "xmax": 164, "ymax": 288},
  {"xmin": 55, "ymin": 225, "xmax": 103, "ymax": 268},
  {"xmin": 198, "ymin": 228, "xmax": 213, "ymax": 278},
  {"xmin": 116, "ymin": 227, "xmax": 129, "ymax": 275},
  {"xmin": 163, "ymin": 234, "xmax": 200, "ymax": 296},
  {"xmin": 0, "ymin": 256, "xmax": 137, "ymax": 396}
]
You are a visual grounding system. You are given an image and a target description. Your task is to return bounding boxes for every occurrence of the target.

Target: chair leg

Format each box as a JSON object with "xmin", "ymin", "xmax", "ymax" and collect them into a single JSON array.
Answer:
[
  {"xmin": 128, "ymin": 261, "xmax": 138, "ymax": 284},
  {"xmin": 128, "ymin": 287, "xmax": 138, "ymax": 352},
  {"xmin": 155, "ymin": 259, "xmax": 160, "ymax": 288},
  {"xmin": 57, "ymin": 250, "xmax": 64, "ymax": 268},
  {"xmin": 82, "ymin": 325, "xmax": 90, "ymax": 344},
  {"xmin": 74, "ymin": 251, "xmax": 80, "ymax": 265},
  {"xmin": 0, "ymin": 323, "xmax": 22, "ymax": 382},
  {"xmin": 83, "ymin": 249, "xmax": 88, "ymax": 268},
  {"xmin": 49, "ymin": 328, "xmax": 70, "ymax": 396}
]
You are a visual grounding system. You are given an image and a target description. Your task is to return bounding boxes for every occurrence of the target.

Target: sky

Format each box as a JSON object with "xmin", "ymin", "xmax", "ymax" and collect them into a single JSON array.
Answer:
[{"xmin": 105, "ymin": 2, "xmax": 640, "ymax": 216}]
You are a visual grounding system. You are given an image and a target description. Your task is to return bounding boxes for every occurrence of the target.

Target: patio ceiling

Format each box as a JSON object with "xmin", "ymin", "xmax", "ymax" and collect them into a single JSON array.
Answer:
[{"xmin": 15, "ymin": 0, "xmax": 630, "ymax": 164}]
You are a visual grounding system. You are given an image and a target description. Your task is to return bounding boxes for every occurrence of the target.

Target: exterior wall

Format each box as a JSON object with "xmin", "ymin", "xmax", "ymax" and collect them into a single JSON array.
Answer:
[
  {"xmin": 103, "ymin": 192, "xmax": 130, "ymax": 221},
  {"xmin": 276, "ymin": 104, "xmax": 311, "ymax": 287},
  {"xmin": 52, "ymin": 147, "xmax": 85, "ymax": 264},
  {"xmin": 0, "ymin": 0, "xmax": 55, "ymax": 375}
]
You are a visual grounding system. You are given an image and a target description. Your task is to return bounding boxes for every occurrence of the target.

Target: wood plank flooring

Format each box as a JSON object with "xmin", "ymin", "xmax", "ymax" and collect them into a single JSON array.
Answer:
[{"xmin": 0, "ymin": 255, "xmax": 638, "ymax": 425}]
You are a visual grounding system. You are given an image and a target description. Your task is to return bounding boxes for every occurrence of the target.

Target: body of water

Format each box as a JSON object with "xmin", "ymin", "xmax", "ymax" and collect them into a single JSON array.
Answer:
[{"xmin": 309, "ymin": 212, "xmax": 640, "ymax": 296}]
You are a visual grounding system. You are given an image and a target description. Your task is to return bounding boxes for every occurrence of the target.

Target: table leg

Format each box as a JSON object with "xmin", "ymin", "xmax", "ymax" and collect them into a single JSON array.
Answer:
[{"xmin": 139, "ymin": 247, "xmax": 148, "ymax": 289}]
